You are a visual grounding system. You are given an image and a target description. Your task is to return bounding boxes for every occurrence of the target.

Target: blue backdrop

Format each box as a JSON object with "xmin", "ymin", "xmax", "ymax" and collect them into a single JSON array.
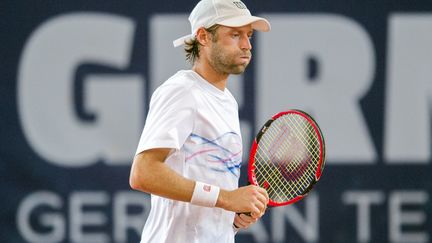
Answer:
[{"xmin": 1, "ymin": 0, "xmax": 432, "ymax": 242}]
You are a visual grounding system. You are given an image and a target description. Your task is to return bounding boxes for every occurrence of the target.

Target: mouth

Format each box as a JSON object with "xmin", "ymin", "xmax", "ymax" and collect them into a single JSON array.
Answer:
[{"xmin": 240, "ymin": 56, "xmax": 251, "ymax": 62}]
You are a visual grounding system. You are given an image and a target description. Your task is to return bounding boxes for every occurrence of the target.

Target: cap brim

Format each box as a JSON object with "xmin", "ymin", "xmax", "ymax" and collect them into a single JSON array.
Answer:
[
  {"xmin": 172, "ymin": 15, "xmax": 271, "ymax": 47},
  {"xmin": 173, "ymin": 34, "xmax": 193, "ymax": 47},
  {"xmin": 217, "ymin": 15, "xmax": 271, "ymax": 32}
]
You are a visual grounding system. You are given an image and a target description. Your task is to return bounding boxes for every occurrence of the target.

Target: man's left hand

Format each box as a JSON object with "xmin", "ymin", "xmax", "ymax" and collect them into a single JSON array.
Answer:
[{"xmin": 233, "ymin": 213, "xmax": 259, "ymax": 229}]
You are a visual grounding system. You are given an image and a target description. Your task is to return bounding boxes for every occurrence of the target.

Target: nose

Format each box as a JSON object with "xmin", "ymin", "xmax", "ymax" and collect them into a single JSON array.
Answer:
[{"xmin": 240, "ymin": 34, "xmax": 252, "ymax": 51}]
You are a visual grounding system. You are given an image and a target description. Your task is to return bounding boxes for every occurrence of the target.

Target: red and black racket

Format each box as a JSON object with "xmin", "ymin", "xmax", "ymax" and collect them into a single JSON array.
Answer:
[{"xmin": 248, "ymin": 109, "xmax": 326, "ymax": 207}]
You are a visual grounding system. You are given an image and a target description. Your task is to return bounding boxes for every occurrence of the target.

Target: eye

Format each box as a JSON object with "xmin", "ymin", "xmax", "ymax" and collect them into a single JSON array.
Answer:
[
  {"xmin": 248, "ymin": 32, "xmax": 254, "ymax": 40},
  {"xmin": 232, "ymin": 33, "xmax": 240, "ymax": 39}
]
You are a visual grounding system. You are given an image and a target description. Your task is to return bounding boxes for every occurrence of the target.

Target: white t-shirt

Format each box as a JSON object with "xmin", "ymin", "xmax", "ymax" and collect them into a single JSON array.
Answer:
[{"xmin": 135, "ymin": 70, "xmax": 242, "ymax": 243}]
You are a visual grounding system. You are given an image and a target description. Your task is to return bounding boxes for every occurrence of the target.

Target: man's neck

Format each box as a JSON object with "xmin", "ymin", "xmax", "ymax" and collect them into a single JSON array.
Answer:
[{"xmin": 192, "ymin": 60, "xmax": 228, "ymax": 91}]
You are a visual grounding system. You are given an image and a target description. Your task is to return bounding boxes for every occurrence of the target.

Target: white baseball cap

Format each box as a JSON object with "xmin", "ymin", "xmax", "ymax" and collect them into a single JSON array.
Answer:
[{"xmin": 173, "ymin": 0, "xmax": 271, "ymax": 47}]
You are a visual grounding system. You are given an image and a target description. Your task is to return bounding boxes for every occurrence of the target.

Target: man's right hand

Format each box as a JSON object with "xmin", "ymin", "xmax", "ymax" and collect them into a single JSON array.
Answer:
[{"xmin": 216, "ymin": 185, "xmax": 269, "ymax": 218}]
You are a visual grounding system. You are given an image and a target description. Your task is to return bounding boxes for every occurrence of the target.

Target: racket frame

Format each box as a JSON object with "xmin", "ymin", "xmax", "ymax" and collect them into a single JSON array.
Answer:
[{"xmin": 248, "ymin": 110, "xmax": 326, "ymax": 207}]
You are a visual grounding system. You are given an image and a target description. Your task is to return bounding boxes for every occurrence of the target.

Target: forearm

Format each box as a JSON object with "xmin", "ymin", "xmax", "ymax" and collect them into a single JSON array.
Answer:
[
  {"xmin": 130, "ymin": 150, "xmax": 196, "ymax": 202},
  {"xmin": 129, "ymin": 148, "xmax": 267, "ymax": 214}
]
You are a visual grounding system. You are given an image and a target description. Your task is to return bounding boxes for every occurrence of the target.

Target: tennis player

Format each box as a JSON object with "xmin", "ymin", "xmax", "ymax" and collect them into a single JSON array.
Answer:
[{"xmin": 129, "ymin": 0, "xmax": 271, "ymax": 242}]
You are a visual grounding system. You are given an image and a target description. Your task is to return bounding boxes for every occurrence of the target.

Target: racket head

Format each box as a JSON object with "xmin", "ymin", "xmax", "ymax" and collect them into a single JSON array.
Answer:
[{"xmin": 248, "ymin": 110, "xmax": 326, "ymax": 207}]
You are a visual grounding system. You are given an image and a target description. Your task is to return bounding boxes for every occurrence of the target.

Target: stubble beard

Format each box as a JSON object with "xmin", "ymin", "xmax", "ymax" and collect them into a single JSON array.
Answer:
[{"xmin": 209, "ymin": 42, "xmax": 251, "ymax": 75}]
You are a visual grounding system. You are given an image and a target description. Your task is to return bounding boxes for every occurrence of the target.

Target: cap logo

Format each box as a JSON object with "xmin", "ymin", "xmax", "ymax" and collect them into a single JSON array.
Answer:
[{"xmin": 233, "ymin": 1, "xmax": 247, "ymax": 9}]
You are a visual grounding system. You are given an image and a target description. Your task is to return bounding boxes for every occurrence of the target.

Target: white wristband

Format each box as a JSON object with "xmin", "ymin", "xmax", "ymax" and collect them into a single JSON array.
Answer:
[{"xmin": 190, "ymin": 181, "xmax": 220, "ymax": 207}]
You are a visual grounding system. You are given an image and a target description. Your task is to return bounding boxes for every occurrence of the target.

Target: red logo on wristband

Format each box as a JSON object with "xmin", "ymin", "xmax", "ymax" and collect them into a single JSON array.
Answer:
[{"xmin": 203, "ymin": 185, "xmax": 211, "ymax": 192}]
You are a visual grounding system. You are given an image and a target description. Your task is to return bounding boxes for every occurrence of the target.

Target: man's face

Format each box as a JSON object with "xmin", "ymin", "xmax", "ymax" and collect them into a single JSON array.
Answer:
[{"xmin": 207, "ymin": 25, "xmax": 253, "ymax": 75}]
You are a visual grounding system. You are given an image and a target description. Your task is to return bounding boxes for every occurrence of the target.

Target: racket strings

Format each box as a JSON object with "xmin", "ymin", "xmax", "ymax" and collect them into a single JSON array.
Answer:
[
  {"xmin": 257, "ymin": 136, "xmax": 312, "ymax": 200},
  {"xmin": 258, "ymin": 118, "xmax": 312, "ymax": 177},
  {"xmin": 289, "ymin": 116, "xmax": 320, "ymax": 183},
  {"xmin": 261, "ymin": 122, "xmax": 312, "ymax": 195},
  {"xmin": 254, "ymin": 114, "xmax": 321, "ymax": 203},
  {"xmin": 289, "ymin": 115, "xmax": 321, "ymax": 176},
  {"xmin": 276, "ymin": 115, "xmax": 319, "ymax": 196},
  {"xmin": 279, "ymin": 115, "xmax": 319, "ymax": 194}
]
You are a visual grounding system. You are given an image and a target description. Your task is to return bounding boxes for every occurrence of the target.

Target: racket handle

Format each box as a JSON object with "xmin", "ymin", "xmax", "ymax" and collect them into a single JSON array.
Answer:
[{"xmin": 236, "ymin": 212, "xmax": 251, "ymax": 216}]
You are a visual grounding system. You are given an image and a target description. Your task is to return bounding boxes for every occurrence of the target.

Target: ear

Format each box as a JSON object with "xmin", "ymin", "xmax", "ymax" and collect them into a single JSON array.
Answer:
[{"xmin": 195, "ymin": 27, "xmax": 210, "ymax": 46}]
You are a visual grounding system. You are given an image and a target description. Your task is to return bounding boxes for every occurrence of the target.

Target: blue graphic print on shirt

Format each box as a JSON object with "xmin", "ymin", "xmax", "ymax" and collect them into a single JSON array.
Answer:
[{"xmin": 183, "ymin": 132, "xmax": 242, "ymax": 177}]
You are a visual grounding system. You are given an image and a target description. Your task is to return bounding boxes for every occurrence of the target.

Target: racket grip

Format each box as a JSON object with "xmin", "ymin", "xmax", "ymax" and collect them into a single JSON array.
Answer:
[{"xmin": 236, "ymin": 212, "xmax": 251, "ymax": 216}]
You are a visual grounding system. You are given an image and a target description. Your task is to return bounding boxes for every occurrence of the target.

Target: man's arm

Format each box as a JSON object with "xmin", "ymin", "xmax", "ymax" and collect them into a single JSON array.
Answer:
[{"xmin": 129, "ymin": 148, "xmax": 268, "ymax": 217}]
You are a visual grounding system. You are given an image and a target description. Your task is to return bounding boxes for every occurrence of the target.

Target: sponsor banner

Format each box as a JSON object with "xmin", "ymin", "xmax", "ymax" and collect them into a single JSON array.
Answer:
[{"xmin": 1, "ymin": 1, "xmax": 431, "ymax": 242}]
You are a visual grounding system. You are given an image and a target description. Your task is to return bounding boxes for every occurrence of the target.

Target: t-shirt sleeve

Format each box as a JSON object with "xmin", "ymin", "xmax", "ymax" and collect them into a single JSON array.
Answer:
[{"xmin": 135, "ymin": 83, "xmax": 196, "ymax": 155}]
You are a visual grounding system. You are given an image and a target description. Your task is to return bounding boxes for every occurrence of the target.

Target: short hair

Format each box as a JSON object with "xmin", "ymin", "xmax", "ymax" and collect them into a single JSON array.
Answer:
[{"xmin": 184, "ymin": 25, "xmax": 220, "ymax": 64}]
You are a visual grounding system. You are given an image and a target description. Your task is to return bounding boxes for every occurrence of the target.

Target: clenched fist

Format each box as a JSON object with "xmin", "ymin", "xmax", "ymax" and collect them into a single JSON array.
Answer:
[{"xmin": 216, "ymin": 185, "xmax": 269, "ymax": 218}]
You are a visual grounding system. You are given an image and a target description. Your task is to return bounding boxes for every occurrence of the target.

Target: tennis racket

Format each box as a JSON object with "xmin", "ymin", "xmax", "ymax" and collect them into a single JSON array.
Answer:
[{"xmin": 248, "ymin": 109, "xmax": 326, "ymax": 207}]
